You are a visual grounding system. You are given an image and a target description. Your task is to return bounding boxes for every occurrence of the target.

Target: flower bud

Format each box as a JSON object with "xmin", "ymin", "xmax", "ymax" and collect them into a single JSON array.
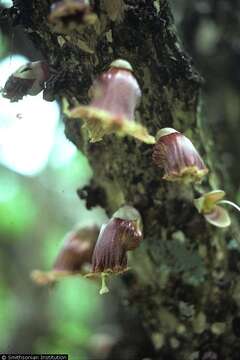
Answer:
[
  {"xmin": 69, "ymin": 59, "xmax": 155, "ymax": 144},
  {"xmin": 87, "ymin": 205, "xmax": 143, "ymax": 294},
  {"xmin": 31, "ymin": 225, "xmax": 99, "ymax": 285},
  {"xmin": 2, "ymin": 61, "xmax": 49, "ymax": 102},
  {"xmin": 48, "ymin": 0, "xmax": 97, "ymax": 33},
  {"xmin": 152, "ymin": 128, "xmax": 208, "ymax": 183},
  {"xmin": 194, "ymin": 190, "xmax": 231, "ymax": 228}
]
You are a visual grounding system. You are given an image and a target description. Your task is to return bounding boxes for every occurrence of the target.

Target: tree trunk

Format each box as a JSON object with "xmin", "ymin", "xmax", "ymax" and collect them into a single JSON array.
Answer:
[{"xmin": 4, "ymin": 0, "xmax": 240, "ymax": 359}]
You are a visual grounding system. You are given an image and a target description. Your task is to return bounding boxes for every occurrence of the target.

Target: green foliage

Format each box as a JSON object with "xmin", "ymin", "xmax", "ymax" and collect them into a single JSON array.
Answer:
[
  {"xmin": 0, "ymin": 286, "xmax": 17, "ymax": 351},
  {"xmin": 35, "ymin": 280, "xmax": 102, "ymax": 359},
  {"xmin": 0, "ymin": 144, "xmax": 101, "ymax": 356},
  {"xmin": 49, "ymin": 147, "xmax": 92, "ymax": 188},
  {"xmin": 0, "ymin": 30, "xmax": 7, "ymax": 57},
  {"xmin": 0, "ymin": 170, "xmax": 37, "ymax": 237}
]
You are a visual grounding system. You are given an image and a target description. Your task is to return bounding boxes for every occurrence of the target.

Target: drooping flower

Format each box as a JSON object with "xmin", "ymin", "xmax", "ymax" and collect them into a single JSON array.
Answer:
[
  {"xmin": 152, "ymin": 128, "xmax": 208, "ymax": 183},
  {"xmin": 48, "ymin": 0, "xmax": 97, "ymax": 33},
  {"xmin": 194, "ymin": 190, "xmax": 240, "ymax": 228},
  {"xmin": 31, "ymin": 225, "xmax": 99, "ymax": 285},
  {"xmin": 87, "ymin": 205, "xmax": 143, "ymax": 294},
  {"xmin": 2, "ymin": 61, "xmax": 49, "ymax": 102},
  {"xmin": 69, "ymin": 59, "xmax": 155, "ymax": 144}
]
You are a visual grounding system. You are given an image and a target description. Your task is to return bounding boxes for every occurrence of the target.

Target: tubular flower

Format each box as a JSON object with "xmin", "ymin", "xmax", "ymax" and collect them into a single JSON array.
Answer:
[
  {"xmin": 152, "ymin": 128, "xmax": 208, "ymax": 183},
  {"xmin": 87, "ymin": 205, "xmax": 143, "ymax": 295},
  {"xmin": 194, "ymin": 190, "xmax": 240, "ymax": 228},
  {"xmin": 48, "ymin": 0, "xmax": 97, "ymax": 33},
  {"xmin": 69, "ymin": 59, "xmax": 155, "ymax": 144},
  {"xmin": 31, "ymin": 226, "xmax": 99, "ymax": 285},
  {"xmin": 2, "ymin": 61, "xmax": 49, "ymax": 102}
]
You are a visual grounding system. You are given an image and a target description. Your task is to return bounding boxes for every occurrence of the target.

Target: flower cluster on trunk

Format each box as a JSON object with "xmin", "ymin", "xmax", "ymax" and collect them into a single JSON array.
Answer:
[{"xmin": 3, "ymin": 5, "xmax": 235, "ymax": 294}]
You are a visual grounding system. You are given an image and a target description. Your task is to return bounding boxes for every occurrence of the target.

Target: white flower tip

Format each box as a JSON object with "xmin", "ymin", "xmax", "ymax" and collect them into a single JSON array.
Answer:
[
  {"xmin": 156, "ymin": 128, "xmax": 178, "ymax": 141},
  {"xmin": 113, "ymin": 205, "xmax": 141, "ymax": 222},
  {"xmin": 110, "ymin": 59, "xmax": 133, "ymax": 72}
]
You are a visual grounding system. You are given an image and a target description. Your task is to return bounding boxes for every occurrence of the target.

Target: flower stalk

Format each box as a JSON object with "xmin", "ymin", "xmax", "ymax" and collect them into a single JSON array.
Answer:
[{"xmin": 99, "ymin": 273, "xmax": 110, "ymax": 295}]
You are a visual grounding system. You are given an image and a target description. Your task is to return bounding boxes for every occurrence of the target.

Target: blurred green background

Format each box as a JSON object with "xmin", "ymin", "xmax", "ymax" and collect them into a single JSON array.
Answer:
[{"xmin": 0, "ymin": 12, "xmax": 108, "ymax": 356}]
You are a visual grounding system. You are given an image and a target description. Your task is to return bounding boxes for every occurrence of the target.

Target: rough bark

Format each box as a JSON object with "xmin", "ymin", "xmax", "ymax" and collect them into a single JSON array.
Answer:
[{"xmin": 2, "ymin": 0, "xmax": 240, "ymax": 359}]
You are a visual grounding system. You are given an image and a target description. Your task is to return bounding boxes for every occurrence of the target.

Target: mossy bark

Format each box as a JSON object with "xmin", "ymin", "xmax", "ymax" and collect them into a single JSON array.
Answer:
[{"xmin": 3, "ymin": 0, "xmax": 240, "ymax": 358}]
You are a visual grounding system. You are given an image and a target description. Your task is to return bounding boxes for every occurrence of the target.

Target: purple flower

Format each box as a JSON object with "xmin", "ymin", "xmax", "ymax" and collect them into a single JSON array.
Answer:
[
  {"xmin": 87, "ymin": 206, "xmax": 143, "ymax": 295},
  {"xmin": 152, "ymin": 128, "xmax": 208, "ymax": 183},
  {"xmin": 31, "ymin": 226, "xmax": 99, "ymax": 285},
  {"xmin": 2, "ymin": 61, "xmax": 49, "ymax": 102},
  {"xmin": 69, "ymin": 59, "xmax": 155, "ymax": 144},
  {"xmin": 48, "ymin": 0, "xmax": 97, "ymax": 33}
]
